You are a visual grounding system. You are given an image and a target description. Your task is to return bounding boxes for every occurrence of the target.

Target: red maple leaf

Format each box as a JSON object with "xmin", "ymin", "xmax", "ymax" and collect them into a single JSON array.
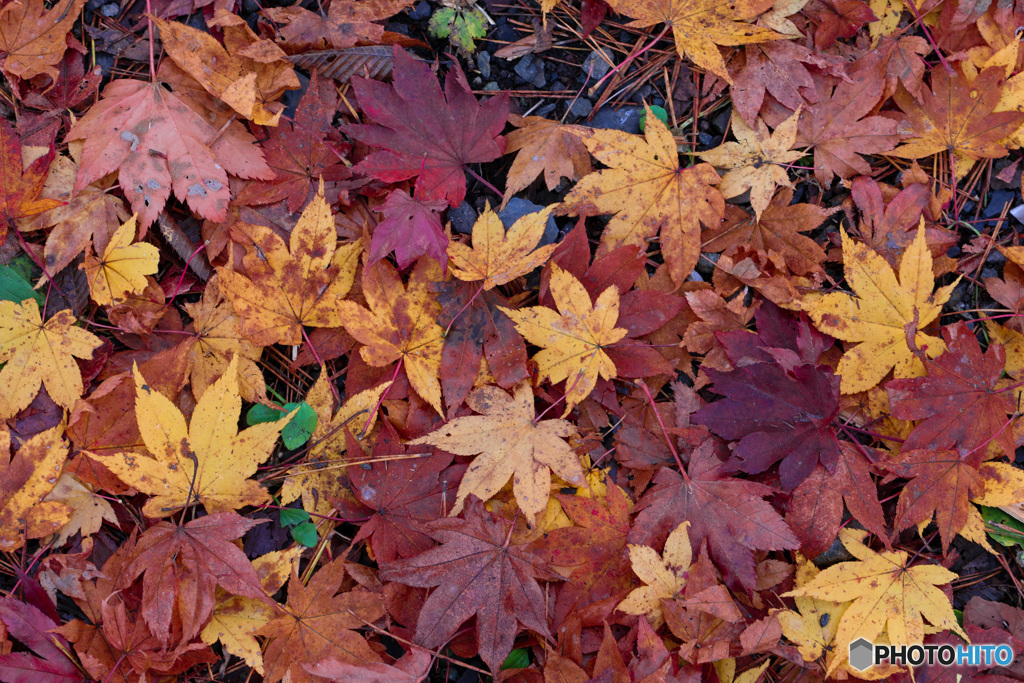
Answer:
[
  {"xmin": 0, "ymin": 119, "xmax": 61, "ymax": 241},
  {"xmin": 344, "ymin": 46, "xmax": 510, "ymax": 208},
  {"xmin": 886, "ymin": 321, "xmax": 1016, "ymax": 459},
  {"xmin": 629, "ymin": 439, "xmax": 800, "ymax": 593},
  {"xmin": 378, "ymin": 496, "xmax": 559, "ymax": 672},
  {"xmin": 368, "ymin": 190, "xmax": 449, "ymax": 270}
]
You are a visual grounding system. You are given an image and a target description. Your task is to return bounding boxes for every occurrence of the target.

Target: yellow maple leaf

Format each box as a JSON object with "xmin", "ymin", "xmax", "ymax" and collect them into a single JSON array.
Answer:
[
  {"xmin": 617, "ymin": 521, "xmax": 692, "ymax": 628},
  {"xmin": 410, "ymin": 381, "xmax": 586, "ymax": 525},
  {"xmin": 604, "ymin": 0, "xmax": 784, "ymax": 83},
  {"xmin": 279, "ymin": 369, "xmax": 390, "ymax": 518},
  {"xmin": 807, "ymin": 223, "xmax": 956, "ymax": 394},
  {"xmin": 338, "ymin": 259, "xmax": 445, "ymax": 416},
  {"xmin": 562, "ymin": 105, "xmax": 724, "ymax": 285},
  {"xmin": 217, "ymin": 185, "xmax": 362, "ymax": 346},
  {"xmin": 93, "ymin": 356, "xmax": 292, "ymax": 517},
  {"xmin": 201, "ymin": 547, "xmax": 302, "ymax": 675},
  {"xmin": 448, "ymin": 205, "xmax": 558, "ymax": 290},
  {"xmin": 0, "ymin": 300, "xmax": 102, "ymax": 418},
  {"xmin": 783, "ymin": 528, "xmax": 965, "ymax": 675},
  {"xmin": 0, "ymin": 425, "xmax": 71, "ymax": 551},
  {"xmin": 500, "ymin": 264, "xmax": 627, "ymax": 414},
  {"xmin": 42, "ymin": 473, "xmax": 119, "ymax": 547},
  {"xmin": 82, "ymin": 214, "xmax": 160, "ymax": 306},
  {"xmin": 153, "ymin": 13, "xmax": 299, "ymax": 125},
  {"xmin": 698, "ymin": 107, "xmax": 804, "ymax": 220},
  {"xmin": 182, "ymin": 275, "xmax": 266, "ymax": 403},
  {"xmin": 776, "ymin": 554, "xmax": 849, "ymax": 665}
]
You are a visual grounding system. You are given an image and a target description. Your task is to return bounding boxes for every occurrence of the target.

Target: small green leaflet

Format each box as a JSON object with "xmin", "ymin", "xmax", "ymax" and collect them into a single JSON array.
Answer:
[
  {"xmin": 0, "ymin": 255, "xmax": 43, "ymax": 305},
  {"xmin": 246, "ymin": 401, "xmax": 317, "ymax": 450},
  {"xmin": 980, "ymin": 505, "xmax": 1024, "ymax": 548},
  {"xmin": 501, "ymin": 648, "xmax": 529, "ymax": 670},
  {"xmin": 279, "ymin": 507, "xmax": 310, "ymax": 527},
  {"xmin": 279, "ymin": 507, "xmax": 317, "ymax": 547}
]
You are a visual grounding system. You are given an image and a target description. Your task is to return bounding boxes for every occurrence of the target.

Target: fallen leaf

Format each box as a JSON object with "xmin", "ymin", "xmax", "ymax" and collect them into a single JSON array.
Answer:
[
  {"xmin": 807, "ymin": 224, "xmax": 956, "ymax": 394},
  {"xmin": 42, "ymin": 473, "xmax": 118, "ymax": 547},
  {"xmin": 448, "ymin": 204, "xmax": 558, "ymax": 290},
  {"xmin": 368, "ymin": 190, "xmax": 449, "ymax": 270},
  {"xmin": 561, "ymin": 105, "xmax": 724, "ymax": 285},
  {"xmin": 0, "ymin": 0, "xmax": 86, "ymax": 82},
  {"xmin": 378, "ymin": 497, "xmax": 559, "ymax": 673},
  {"xmin": 82, "ymin": 215, "xmax": 160, "ymax": 306},
  {"xmin": 344, "ymin": 46, "xmax": 509, "ymax": 207},
  {"xmin": 0, "ymin": 596, "xmax": 83, "ymax": 682},
  {"xmin": 410, "ymin": 381, "xmax": 585, "ymax": 524},
  {"xmin": 776, "ymin": 554, "xmax": 849, "ymax": 666},
  {"xmin": 503, "ymin": 114, "xmax": 592, "ymax": 198},
  {"xmin": 0, "ymin": 119, "xmax": 62, "ymax": 242},
  {"xmin": 618, "ymin": 521, "xmax": 692, "ymax": 627},
  {"xmin": 0, "ymin": 301, "xmax": 102, "ymax": 418},
  {"xmin": 265, "ymin": 0, "xmax": 412, "ymax": 51},
  {"xmin": 0, "ymin": 425, "xmax": 70, "ymax": 551},
  {"xmin": 501, "ymin": 264, "xmax": 628, "ymax": 414},
  {"xmin": 94, "ymin": 356, "xmax": 290, "ymax": 517}
]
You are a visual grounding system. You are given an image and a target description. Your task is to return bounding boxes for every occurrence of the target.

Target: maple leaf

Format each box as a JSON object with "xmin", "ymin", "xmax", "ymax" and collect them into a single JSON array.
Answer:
[
  {"xmin": 503, "ymin": 114, "xmax": 592, "ymax": 198},
  {"xmin": 217, "ymin": 186, "xmax": 362, "ymax": 346},
  {"xmin": 338, "ymin": 259, "xmax": 445, "ymax": 415},
  {"xmin": 807, "ymin": 225, "xmax": 956, "ymax": 394},
  {"xmin": 368, "ymin": 190, "xmax": 449, "ymax": 270},
  {"xmin": 94, "ymin": 357, "xmax": 291, "ymax": 517},
  {"xmin": 66, "ymin": 73, "xmax": 273, "ymax": 228},
  {"xmin": 410, "ymin": 381, "xmax": 585, "ymax": 524},
  {"xmin": 783, "ymin": 528, "xmax": 966, "ymax": 675},
  {"xmin": 153, "ymin": 14, "xmax": 299, "ymax": 125},
  {"xmin": 119, "ymin": 511, "xmax": 270, "ymax": 645},
  {"xmin": 786, "ymin": 441, "xmax": 889, "ymax": 558},
  {"xmin": 0, "ymin": 301, "xmax": 102, "ymax": 418},
  {"xmin": 179, "ymin": 276, "xmax": 266, "ymax": 403},
  {"xmin": 532, "ymin": 484, "xmax": 634, "ymax": 626},
  {"xmin": 0, "ymin": 0, "xmax": 85, "ymax": 82},
  {"xmin": 617, "ymin": 521, "xmax": 693, "ymax": 628},
  {"xmin": 603, "ymin": 0, "xmax": 783, "ymax": 82},
  {"xmin": 0, "ymin": 596, "xmax": 83, "ymax": 682},
  {"xmin": 344, "ymin": 46, "xmax": 509, "ymax": 207},
  {"xmin": 692, "ymin": 344, "xmax": 841, "ymax": 490},
  {"xmin": 258, "ymin": 557, "xmax": 385, "ymax": 683},
  {"xmin": 0, "ymin": 425, "xmax": 70, "ymax": 551},
  {"xmin": 793, "ymin": 54, "xmax": 900, "ymax": 183},
  {"xmin": 15, "ymin": 150, "xmax": 130, "ymax": 279},
  {"xmin": 378, "ymin": 497, "xmax": 559, "ymax": 673},
  {"xmin": 730, "ymin": 42, "xmax": 844, "ymax": 125},
  {"xmin": 561, "ymin": 105, "xmax": 724, "ymax": 285},
  {"xmin": 500, "ymin": 264, "xmax": 627, "ymax": 414},
  {"xmin": 699, "ymin": 108, "xmax": 804, "ymax": 220},
  {"xmin": 200, "ymin": 548, "xmax": 301, "ymax": 676},
  {"xmin": 701, "ymin": 189, "xmax": 833, "ymax": 277},
  {"xmin": 776, "ymin": 554, "xmax": 849, "ymax": 666},
  {"xmin": 305, "ymin": 647, "xmax": 432, "ymax": 683},
  {"xmin": 630, "ymin": 439, "xmax": 799, "ymax": 592},
  {"xmin": 265, "ymin": 0, "xmax": 412, "ymax": 51},
  {"xmin": 236, "ymin": 71, "xmax": 351, "ymax": 214},
  {"xmin": 348, "ymin": 422, "xmax": 454, "ymax": 563},
  {"xmin": 886, "ymin": 321, "xmax": 1015, "ymax": 457},
  {"xmin": 448, "ymin": 204, "xmax": 558, "ymax": 290},
  {"xmin": 0, "ymin": 120, "xmax": 62, "ymax": 241},
  {"xmin": 43, "ymin": 472, "xmax": 119, "ymax": 547},
  {"xmin": 893, "ymin": 67, "xmax": 1024, "ymax": 177},
  {"xmin": 82, "ymin": 215, "xmax": 160, "ymax": 306}
]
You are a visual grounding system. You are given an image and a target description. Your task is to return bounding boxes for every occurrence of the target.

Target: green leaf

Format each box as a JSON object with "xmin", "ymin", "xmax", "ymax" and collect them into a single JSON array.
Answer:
[
  {"xmin": 428, "ymin": 7, "xmax": 455, "ymax": 39},
  {"xmin": 0, "ymin": 265, "xmax": 43, "ymax": 306},
  {"xmin": 450, "ymin": 9, "xmax": 487, "ymax": 53},
  {"xmin": 281, "ymin": 401, "xmax": 317, "ymax": 450},
  {"xmin": 501, "ymin": 648, "xmax": 529, "ymax": 670},
  {"xmin": 246, "ymin": 403, "xmax": 285, "ymax": 426},
  {"xmin": 291, "ymin": 520, "xmax": 318, "ymax": 547},
  {"xmin": 980, "ymin": 505, "xmax": 1024, "ymax": 547},
  {"xmin": 279, "ymin": 507, "xmax": 310, "ymax": 527},
  {"xmin": 639, "ymin": 105, "xmax": 668, "ymax": 133}
]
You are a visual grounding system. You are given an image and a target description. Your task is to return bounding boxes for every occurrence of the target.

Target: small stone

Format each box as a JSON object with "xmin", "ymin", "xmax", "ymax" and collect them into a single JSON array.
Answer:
[
  {"xmin": 534, "ymin": 102, "xmax": 557, "ymax": 118},
  {"xmin": 499, "ymin": 198, "xmax": 559, "ymax": 247},
  {"xmin": 514, "ymin": 54, "xmax": 540, "ymax": 84},
  {"xmin": 550, "ymin": 80, "xmax": 566, "ymax": 92},
  {"xmin": 449, "ymin": 201, "xmax": 478, "ymax": 235},
  {"xmin": 99, "ymin": 0, "xmax": 119, "ymax": 11},
  {"xmin": 483, "ymin": 81, "xmax": 500, "ymax": 91},
  {"xmin": 477, "ymin": 51, "xmax": 491, "ymax": 79},
  {"xmin": 532, "ymin": 65, "xmax": 547, "ymax": 89},
  {"xmin": 567, "ymin": 98, "xmax": 593, "ymax": 118},
  {"xmin": 580, "ymin": 50, "xmax": 611, "ymax": 82},
  {"xmin": 631, "ymin": 85, "xmax": 653, "ymax": 103},
  {"xmin": 586, "ymin": 105, "xmax": 642, "ymax": 134},
  {"xmin": 408, "ymin": 0, "xmax": 431, "ymax": 20},
  {"xmin": 491, "ymin": 19, "xmax": 519, "ymax": 44},
  {"xmin": 695, "ymin": 251, "xmax": 719, "ymax": 279}
]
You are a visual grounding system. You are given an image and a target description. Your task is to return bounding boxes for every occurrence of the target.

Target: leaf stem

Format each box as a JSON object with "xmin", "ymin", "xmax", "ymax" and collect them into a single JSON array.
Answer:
[
  {"xmin": 145, "ymin": 0, "xmax": 156, "ymax": 81},
  {"xmin": 635, "ymin": 378, "xmax": 689, "ymax": 479},
  {"xmin": 443, "ymin": 283, "xmax": 485, "ymax": 338},
  {"xmin": 361, "ymin": 357, "xmax": 403, "ymax": 437},
  {"xmin": 464, "ymin": 165, "xmax": 504, "ymax": 202}
]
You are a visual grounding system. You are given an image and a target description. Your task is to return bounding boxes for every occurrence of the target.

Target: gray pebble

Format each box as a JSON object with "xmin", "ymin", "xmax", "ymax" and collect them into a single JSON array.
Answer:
[
  {"xmin": 449, "ymin": 201, "xmax": 478, "ymax": 235},
  {"xmin": 580, "ymin": 51, "xmax": 611, "ymax": 82},
  {"xmin": 477, "ymin": 51, "xmax": 491, "ymax": 79},
  {"xmin": 499, "ymin": 198, "xmax": 559, "ymax": 247}
]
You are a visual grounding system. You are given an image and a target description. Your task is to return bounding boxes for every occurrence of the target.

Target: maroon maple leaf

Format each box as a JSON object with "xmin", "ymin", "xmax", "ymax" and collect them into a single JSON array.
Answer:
[
  {"xmin": 628, "ymin": 439, "xmax": 799, "ymax": 593},
  {"xmin": 368, "ymin": 190, "xmax": 449, "ymax": 270},
  {"xmin": 378, "ymin": 496, "xmax": 559, "ymax": 672},
  {"xmin": 886, "ymin": 321, "xmax": 1016, "ymax": 459},
  {"xmin": 344, "ymin": 46, "xmax": 510, "ymax": 208}
]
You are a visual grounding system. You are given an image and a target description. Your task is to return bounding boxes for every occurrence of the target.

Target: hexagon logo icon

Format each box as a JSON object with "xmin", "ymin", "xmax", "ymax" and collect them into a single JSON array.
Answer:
[{"xmin": 849, "ymin": 638, "xmax": 874, "ymax": 671}]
